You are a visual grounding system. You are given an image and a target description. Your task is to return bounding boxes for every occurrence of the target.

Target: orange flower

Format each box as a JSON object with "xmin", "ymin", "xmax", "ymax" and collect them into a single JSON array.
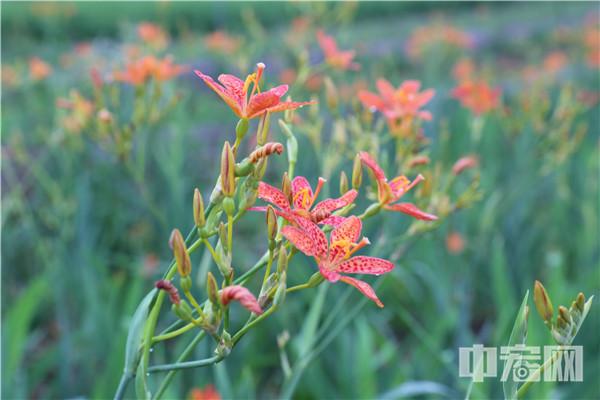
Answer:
[
  {"xmin": 195, "ymin": 63, "xmax": 314, "ymax": 119},
  {"xmin": 29, "ymin": 57, "xmax": 52, "ymax": 81},
  {"xmin": 359, "ymin": 79, "xmax": 434, "ymax": 135},
  {"xmin": 189, "ymin": 385, "xmax": 221, "ymax": 400},
  {"xmin": 452, "ymin": 58, "xmax": 475, "ymax": 82},
  {"xmin": 359, "ymin": 152, "xmax": 438, "ymax": 221},
  {"xmin": 113, "ymin": 56, "xmax": 186, "ymax": 85},
  {"xmin": 446, "ymin": 232, "xmax": 465, "ymax": 254},
  {"xmin": 543, "ymin": 51, "xmax": 568, "ymax": 75},
  {"xmin": 137, "ymin": 22, "xmax": 169, "ymax": 50},
  {"xmin": 204, "ymin": 31, "xmax": 241, "ymax": 54},
  {"xmin": 452, "ymin": 80, "xmax": 501, "ymax": 115},
  {"xmin": 406, "ymin": 23, "xmax": 473, "ymax": 61},
  {"xmin": 317, "ymin": 30, "xmax": 360, "ymax": 71}
]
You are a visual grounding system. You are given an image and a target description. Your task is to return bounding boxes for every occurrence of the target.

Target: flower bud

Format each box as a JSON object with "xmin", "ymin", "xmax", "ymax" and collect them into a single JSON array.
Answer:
[
  {"xmin": 277, "ymin": 246, "xmax": 288, "ymax": 275},
  {"xmin": 533, "ymin": 280, "xmax": 554, "ymax": 325},
  {"xmin": 215, "ymin": 331, "xmax": 232, "ymax": 358},
  {"xmin": 558, "ymin": 305, "xmax": 571, "ymax": 324},
  {"xmin": 193, "ymin": 188, "xmax": 206, "ymax": 228},
  {"xmin": 266, "ymin": 206, "xmax": 278, "ymax": 244},
  {"xmin": 221, "ymin": 141, "xmax": 236, "ymax": 197},
  {"xmin": 258, "ymin": 273, "xmax": 278, "ymax": 308},
  {"xmin": 452, "ymin": 156, "xmax": 478, "ymax": 176},
  {"xmin": 281, "ymin": 172, "xmax": 293, "ymax": 205},
  {"xmin": 407, "ymin": 155, "xmax": 430, "ymax": 168},
  {"xmin": 220, "ymin": 285, "xmax": 263, "ymax": 315},
  {"xmin": 169, "ymin": 229, "xmax": 191, "ymax": 277},
  {"xmin": 273, "ymin": 272, "xmax": 286, "ymax": 306},
  {"xmin": 218, "ymin": 222, "xmax": 228, "ymax": 253},
  {"xmin": 306, "ymin": 271, "xmax": 325, "ymax": 288},
  {"xmin": 206, "ymin": 271, "xmax": 219, "ymax": 306},
  {"xmin": 257, "ymin": 112, "xmax": 271, "ymax": 146},
  {"xmin": 253, "ymin": 158, "xmax": 268, "ymax": 180},
  {"xmin": 576, "ymin": 292, "xmax": 585, "ymax": 312},
  {"xmin": 352, "ymin": 154, "xmax": 362, "ymax": 190},
  {"xmin": 339, "ymin": 171, "xmax": 349, "ymax": 195},
  {"xmin": 363, "ymin": 203, "xmax": 381, "ymax": 218},
  {"xmin": 236, "ymin": 118, "xmax": 249, "ymax": 141}
]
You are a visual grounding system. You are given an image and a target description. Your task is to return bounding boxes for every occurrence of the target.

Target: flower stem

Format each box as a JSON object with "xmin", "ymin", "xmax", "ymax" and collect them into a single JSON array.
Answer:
[{"xmin": 516, "ymin": 347, "xmax": 564, "ymax": 399}]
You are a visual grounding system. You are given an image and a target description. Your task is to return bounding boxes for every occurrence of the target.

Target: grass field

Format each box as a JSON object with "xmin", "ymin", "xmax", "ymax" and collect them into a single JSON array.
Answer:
[{"xmin": 2, "ymin": 2, "xmax": 599, "ymax": 399}]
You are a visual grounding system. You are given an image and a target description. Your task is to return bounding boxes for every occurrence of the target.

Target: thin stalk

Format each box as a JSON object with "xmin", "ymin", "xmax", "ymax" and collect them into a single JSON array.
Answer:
[
  {"xmin": 149, "ymin": 355, "xmax": 224, "ymax": 373},
  {"xmin": 516, "ymin": 347, "xmax": 564, "ymax": 399}
]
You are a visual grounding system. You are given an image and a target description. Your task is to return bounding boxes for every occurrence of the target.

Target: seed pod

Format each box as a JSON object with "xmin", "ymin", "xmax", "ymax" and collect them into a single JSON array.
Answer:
[
  {"xmin": 221, "ymin": 141, "xmax": 236, "ymax": 197},
  {"xmin": 306, "ymin": 271, "xmax": 325, "ymax": 288},
  {"xmin": 223, "ymin": 197, "xmax": 235, "ymax": 217},
  {"xmin": 533, "ymin": 280, "xmax": 554, "ymax": 325},
  {"xmin": 193, "ymin": 188, "xmax": 206, "ymax": 228},
  {"xmin": 352, "ymin": 154, "xmax": 362, "ymax": 190},
  {"xmin": 339, "ymin": 171, "xmax": 349, "ymax": 194},
  {"xmin": 169, "ymin": 229, "xmax": 191, "ymax": 277}
]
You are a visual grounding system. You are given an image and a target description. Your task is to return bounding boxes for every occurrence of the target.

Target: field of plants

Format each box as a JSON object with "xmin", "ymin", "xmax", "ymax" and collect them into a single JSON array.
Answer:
[{"xmin": 1, "ymin": 2, "xmax": 599, "ymax": 399}]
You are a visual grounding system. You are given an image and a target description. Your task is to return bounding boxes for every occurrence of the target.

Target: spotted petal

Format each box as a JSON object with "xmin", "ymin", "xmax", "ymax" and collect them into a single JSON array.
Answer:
[
  {"xmin": 293, "ymin": 217, "xmax": 328, "ymax": 258},
  {"xmin": 385, "ymin": 202, "xmax": 438, "ymax": 221},
  {"xmin": 291, "ymin": 176, "xmax": 313, "ymax": 210},
  {"xmin": 266, "ymin": 100, "xmax": 315, "ymax": 114},
  {"xmin": 257, "ymin": 182, "xmax": 291, "ymax": 211},
  {"xmin": 330, "ymin": 215, "xmax": 362, "ymax": 244},
  {"xmin": 339, "ymin": 276, "xmax": 384, "ymax": 308},
  {"xmin": 282, "ymin": 225, "xmax": 320, "ymax": 257},
  {"xmin": 337, "ymin": 256, "xmax": 394, "ymax": 275},
  {"xmin": 246, "ymin": 91, "xmax": 282, "ymax": 119},
  {"xmin": 194, "ymin": 70, "xmax": 242, "ymax": 117},
  {"xmin": 359, "ymin": 151, "xmax": 386, "ymax": 182},
  {"xmin": 218, "ymin": 74, "xmax": 245, "ymax": 107},
  {"xmin": 313, "ymin": 189, "xmax": 358, "ymax": 215}
]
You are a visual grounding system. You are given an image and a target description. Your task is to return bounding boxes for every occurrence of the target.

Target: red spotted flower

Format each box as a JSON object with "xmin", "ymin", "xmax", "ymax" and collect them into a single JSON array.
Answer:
[
  {"xmin": 194, "ymin": 63, "xmax": 313, "ymax": 119},
  {"xmin": 359, "ymin": 152, "xmax": 437, "ymax": 221},
  {"xmin": 253, "ymin": 176, "xmax": 357, "ymax": 226},
  {"xmin": 282, "ymin": 216, "xmax": 393, "ymax": 307}
]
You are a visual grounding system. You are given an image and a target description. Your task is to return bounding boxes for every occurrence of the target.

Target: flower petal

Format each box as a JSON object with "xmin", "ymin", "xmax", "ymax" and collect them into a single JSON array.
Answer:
[
  {"xmin": 291, "ymin": 176, "xmax": 313, "ymax": 210},
  {"xmin": 358, "ymin": 151, "xmax": 387, "ymax": 182},
  {"xmin": 339, "ymin": 276, "xmax": 384, "ymax": 308},
  {"xmin": 337, "ymin": 256, "xmax": 394, "ymax": 275},
  {"xmin": 318, "ymin": 215, "xmax": 347, "ymax": 227},
  {"xmin": 194, "ymin": 70, "xmax": 242, "ymax": 117},
  {"xmin": 358, "ymin": 91, "xmax": 385, "ymax": 111},
  {"xmin": 293, "ymin": 217, "xmax": 328, "ymax": 257},
  {"xmin": 246, "ymin": 90, "xmax": 281, "ymax": 119},
  {"xmin": 220, "ymin": 285, "xmax": 263, "ymax": 314},
  {"xmin": 318, "ymin": 263, "xmax": 341, "ymax": 282},
  {"xmin": 265, "ymin": 100, "xmax": 315, "ymax": 114},
  {"xmin": 330, "ymin": 215, "xmax": 362, "ymax": 244},
  {"xmin": 385, "ymin": 202, "xmax": 438, "ymax": 221},
  {"xmin": 257, "ymin": 182, "xmax": 291, "ymax": 211},
  {"xmin": 218, "ymin": 73, "xmax": 245, "ymax": 107},
  {"xmin": 312, "ymin": 189, "xmax": 358, "ymax": 215}
]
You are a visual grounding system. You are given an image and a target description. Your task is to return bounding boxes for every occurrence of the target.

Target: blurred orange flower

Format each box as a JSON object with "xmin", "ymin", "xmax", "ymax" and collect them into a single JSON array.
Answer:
[
  {"xmin": 317, "ymin": 30, "xmax": 360, "ymax": 71},
  {"xmin": 543, "ymin": 51, "xmax": 568, "ymax": 75},
  {"xmin": 204, "ymin": 31, "xmax": 241, "ymax": 54},
  {"xmin": 406, "ymin": 23, "xmax": 473, "ymax": 61},
  {"xmin": 113, "ymin": 55, "xmax": 186, "ymax": 85},
  {"xmin": 452, "ymin": 80, "xmax": 501, "ymax": 115},
  {"xmin": 189, "ymin": 385, "xmax": 220, "ymax": 400},
  {"xmin": 446, "ymin": 232, "xmax": 465, "ymax": 254},
  {"xmin": 137, "ymin": 22, "xmax": 169, "ymax": 50},
  {"xmin": 359, "ymin": 79, "xmax": 435, "ymax": 135},
  {"xmin": 29, "ymin": 57, "xmax": 52, "ymax": 81}
]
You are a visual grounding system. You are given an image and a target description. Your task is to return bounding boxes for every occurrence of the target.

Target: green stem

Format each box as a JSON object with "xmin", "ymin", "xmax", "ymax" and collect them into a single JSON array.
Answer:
[
  {"xmin": 232, "ymin": 305, "xmax": 278, "ymax": 345},
  {"xmin": 516, "ymin": 347, "xmax": 563, "ymax": 399},
  {"xmin": 286, "ymin": 283, "xmax": 311, "ymax": 293},
  {"xmin": 114, "ymin": 372, "xmax": 133, "ymax": 400},
  {"xmin": 149, "ymin": 354, "xmax": 224, "ymax": 373},
  {"xmin": 152, "ymin": 331, "xmax": 206, "ymax": 399},
  {"xmin": 152, "ymin": 322, "xmax": 196, "ymax": 343}
]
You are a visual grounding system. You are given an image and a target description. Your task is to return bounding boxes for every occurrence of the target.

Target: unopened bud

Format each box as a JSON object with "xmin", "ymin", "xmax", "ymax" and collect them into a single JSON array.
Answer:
[
  {"xmin": 172, "ymin": 299, "xmax": 194, "ymax": 321},
  {"xmin": 180, "ymin": 275, "xmax": 192, "ymax": 292},
  {"xmin": 558, "ymin": 305, "xmax": 571, "ymax": 324},
  {"xmin": 258, "ymin": 273, "xmax": 278, "ymax": 308},
  {"xmin": 277, "ymin": 246, "xmax": 288, "ymax": 275},
  {"xmin": 193, "ymin": 188, "xmax": 206, "ymax": 228},
  {"xmin": 576, "ymin": 293, "xmax": 585, "ymax": 312},
  {"xmin": 170, "ymin": 229, "xmax": 191, "ymax": 277},
  {"xmin": 253, "ymin": 158, "xmax": 268, "ymax": 180},
  {"xmin": 407, "ymin": 155, "xmax": 430, "ymax": 168},
  {"xmin": 221, "ymin": 141, "xmax": 236, "ymax": 197},
  {"xmin": 236, "ymin": 118, "xmax": 249, "ymax": 141},
  {"xmin": 363, "ymin": 203, "xmax": 381, "ymax": 218},
  {"xmin": 218, "ymin": 222, "xmax": 228, "ymax": 253},
  {"xmin": 273, "ymin": 272, "xmax": 287, "ymax": 306},
  {"xmin": 257, "ymin": 112, "xmax": 271, "ymax": 146},
  {"xmin": 352, "ymin": 154, "xmax": 362, "ymax": 189},
  {"xmin": 452, "ymin": 156, "xmax": 478, "ymax": 176},
  {"xmin": 339, "ymin": 171, "xmax": 349, "ymax": 194},
  {"xmin": 533, "ymin": 280, "xmax": 554, "ymax": 324},
  {"xmin": 266, "ymin": 206, "xmax": 278, "ymax": 244},
  {"xmin": 206, "ymin": 271, "xmax": 219, "ymax": 306},
  {"xmin": 282, "ymin": 172, "xmax": 293, "ymax": 204},
  {"xmin": 279, "ymin": 120, "xmax": 298, "ymax": 165}
]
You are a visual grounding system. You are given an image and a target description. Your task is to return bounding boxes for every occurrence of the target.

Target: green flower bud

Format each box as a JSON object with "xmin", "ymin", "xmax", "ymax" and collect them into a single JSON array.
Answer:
[
  {"xmin": 352, "ymin": 154, "xmax": 362, "ymax": 190},
  {"xmin": 206, "ymin": 271, "xmax": 219, "ymax": 306},
  {"xmin": 223, "ymin": 197, "xmax": 235, "ymax": 217},
  {"xmin": 339, "ymin": 171, "xmax": 349, "ymax": 195},
  {"xmin": 266, "ymin": 206, "xmax": 278, "ymax": 244},
  {"xmin": 221, "ymin": 141, "xmax": 236, "ymax": 197},
  {"xmin": 533, "ymin": 280, "xmax": 554, "ymax": 326},
  {"xmin": 277, "ymin": 246, "xmax": 288, "ymax": 275},
  {"xmin": 193, "ymin": 188, "xmax": 206, "ymax": 228},
  {"xmin": 169, "ymin": 229, "xmax": 191, "ymax": 277},
  {"xmin": 257, "ymin": 112, "xmax": 271, "ymax": 146}
]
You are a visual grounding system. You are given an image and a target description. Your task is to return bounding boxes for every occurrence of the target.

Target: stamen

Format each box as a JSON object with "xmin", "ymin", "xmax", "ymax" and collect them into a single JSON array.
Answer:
[{"xmin": 311, "ymin": 177, "xmax": 326, "ymax": 208}]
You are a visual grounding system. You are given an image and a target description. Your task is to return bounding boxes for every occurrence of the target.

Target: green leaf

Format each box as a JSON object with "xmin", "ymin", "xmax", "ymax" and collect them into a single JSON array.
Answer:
[
  {"xmin": 502, "ymin": 290, "xmax": 530, "ymax": 400},
  {"xmin": 124, "ymin": 289, "xmax": 157, "ymax": 375}
]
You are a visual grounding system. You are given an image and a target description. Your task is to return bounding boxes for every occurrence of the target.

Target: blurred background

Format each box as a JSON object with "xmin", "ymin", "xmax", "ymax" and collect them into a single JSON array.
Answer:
[{"xmin": 1, "ymin": 2, "xmax": 599, "ymax": 399}]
